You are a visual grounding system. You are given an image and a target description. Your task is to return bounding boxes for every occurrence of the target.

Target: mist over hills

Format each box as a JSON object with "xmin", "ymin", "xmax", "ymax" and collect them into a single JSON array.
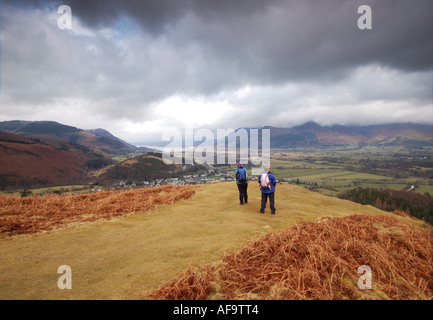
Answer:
[
  {"xmin": 266, "ymin": 122, "xmax": 433, "ymax": 148},
  {"xmin": 146, "ymin": 121, "xmax": 433, "ymax": 149}
]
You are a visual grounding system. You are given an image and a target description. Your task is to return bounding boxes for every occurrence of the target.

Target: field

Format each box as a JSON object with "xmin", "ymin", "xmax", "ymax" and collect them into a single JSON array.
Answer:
[
  {"xmin": 0, "ymin": 182, "xmax": 431, "ymax": 300},
  {"xmin": 268, "ymin": 146, "xmax": 433, "ymax": 196}
]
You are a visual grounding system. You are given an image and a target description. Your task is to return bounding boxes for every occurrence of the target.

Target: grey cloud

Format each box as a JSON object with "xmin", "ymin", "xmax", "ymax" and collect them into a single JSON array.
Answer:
[
  {"xmin": 1, "ymin": 0, "xmax": 432, "ymax": 140},
  {"xmin": 47, "ymin": 0, "xmax": 433, "ymax": 75},
  {"xmin": 7, "ymin": 0, "xmax": 433, "ymax": 75},
  {"xmin": 3, "ymin": 0, "xmax": 433, "ymax": 94}
]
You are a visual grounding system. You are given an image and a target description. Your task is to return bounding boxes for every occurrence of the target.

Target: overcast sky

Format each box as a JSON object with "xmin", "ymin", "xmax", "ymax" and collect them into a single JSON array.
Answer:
[{"xmin": 0, "ymin": 0, "xmax": 432, "ymax": 145}]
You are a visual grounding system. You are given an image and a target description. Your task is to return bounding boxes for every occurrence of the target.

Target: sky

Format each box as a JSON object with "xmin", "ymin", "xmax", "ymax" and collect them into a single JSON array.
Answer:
[{"xmin": 0, "ymin": 0, "xmax": 432, "ymax": 145}]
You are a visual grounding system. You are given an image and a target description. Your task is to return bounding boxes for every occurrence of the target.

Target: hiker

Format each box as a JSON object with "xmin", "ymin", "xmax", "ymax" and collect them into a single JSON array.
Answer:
[
  {"xmin": 258, "ymin": 166, "xmax": 277, "ymax": 214},
  {"xmin": 235, "ymin": 163, "xmax": 248, "ymax": 205}
]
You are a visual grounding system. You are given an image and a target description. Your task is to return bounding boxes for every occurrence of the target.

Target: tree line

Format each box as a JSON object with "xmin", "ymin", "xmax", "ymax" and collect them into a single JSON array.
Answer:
[{"xmin": 338, "ymin": 187, "xmax": 433, "ymax": 224}]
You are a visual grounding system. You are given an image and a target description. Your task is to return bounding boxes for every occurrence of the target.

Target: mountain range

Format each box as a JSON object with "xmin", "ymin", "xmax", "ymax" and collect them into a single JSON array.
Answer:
[
  {"xmin": 266, "ymin": 122, "xmax": 433, "ymax": 148},
  {"xmin": 0, "ymin": 120, "xmax": 143, "ymax": 189},
  {"xmin": 1, "ymin": 120, "xmax": 432, "ymax": 189},
  {"xmin": 0, "ymin": 120, "xmax": 137, "ymax": 155}
]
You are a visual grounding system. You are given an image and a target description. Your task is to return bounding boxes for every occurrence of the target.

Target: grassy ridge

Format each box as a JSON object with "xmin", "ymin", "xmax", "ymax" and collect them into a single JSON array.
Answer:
[{"xmin": 0, "ymin": 182, "xmax": 427, "ymax": 299}]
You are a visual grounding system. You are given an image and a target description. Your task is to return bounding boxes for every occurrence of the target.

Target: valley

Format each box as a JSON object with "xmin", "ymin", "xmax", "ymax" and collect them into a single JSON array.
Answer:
[
  {"xmin": 0, "ymin": 120, "xmax": 432, "ymax": 300},
  {"xmin": 2, "ymin": 121, "xmax": 432, "ymax": 208},
  {"xmin": 269, "ymin": 145, "xmax": 433, "ymax": 196}
]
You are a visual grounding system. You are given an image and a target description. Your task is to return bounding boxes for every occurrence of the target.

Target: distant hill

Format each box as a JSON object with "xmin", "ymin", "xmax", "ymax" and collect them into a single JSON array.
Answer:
[
  {"xmin": 0, "ymin": 120, "xmax": 32, "ymax": 132},
  {"xmin": 266, "ymin": 122, "xmax": 433, "ymax": 148},
  {"xmin": 0, "ymin": 120, "xmax": 137, "ymax": 155},
  {"xmin": 2, "ymin": 120, "xmax": 432, "ymax": 189},
  {"xmin": 0, "ymin": 131, "xmax": 112, "ymax": 189},
  {"xmin": 0, "ymin": 121, "xmax": 161, "ymax": 189},
  {"xmin": 215, "ymin": 122, "xmax": 433, "ymax": 151},
  {"xmin": 86, "ymin": 128, "xmax": 137, "ymax": 151},
  {"xmin": 93, "ymin": 153, "xmax": 180, "ymax": 184}
]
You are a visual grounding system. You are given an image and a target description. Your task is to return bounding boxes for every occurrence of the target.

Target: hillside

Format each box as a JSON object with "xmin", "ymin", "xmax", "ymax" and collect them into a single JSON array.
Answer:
[
  {"xmin": 93, "ymin": 153, "xmax": 181, "ymax": 184},
  {"xmin": 198, "ymin": 122, "xmax": 433, "ymax": 152},
  {"xmin": 86, "ymin": 128, "xmax": 137, "ymax": 151},
  {"xmin": 0, "ymin": 131, "xmax": 112, "ymax": 189},
  {"xmin": 267, "ymin": 122, "xmax": 433, "ymax": 148},
  {"xmin": 0, "ymin": 183, "xmax": 430, "ymax": 300},
  {"xmin": 338, "ymin": 187, "xmax": 433, "ymax": 224},
  {"xmin": 0, "ymin": 120, "xmax": 136, "ymax": 155}
]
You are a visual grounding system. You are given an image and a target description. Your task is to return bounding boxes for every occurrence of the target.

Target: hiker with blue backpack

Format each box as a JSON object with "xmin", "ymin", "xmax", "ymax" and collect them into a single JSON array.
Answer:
[
  {"xmin": 235, "ymin": 163, "xmax": 248, "ymax": 205},
  {"xmin": 259, "ymin": 166, "xmax": 277, "ymax": 214}
]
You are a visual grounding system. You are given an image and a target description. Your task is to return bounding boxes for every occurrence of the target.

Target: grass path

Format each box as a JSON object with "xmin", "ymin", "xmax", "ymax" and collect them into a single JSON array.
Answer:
[{"xmin": 0, "ymin": 182, "xmax": 394, "ymax": 299}]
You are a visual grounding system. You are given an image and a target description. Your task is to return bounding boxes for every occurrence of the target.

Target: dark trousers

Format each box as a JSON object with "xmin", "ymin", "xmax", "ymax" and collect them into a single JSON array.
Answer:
[
  {"xmin": 261, "ymin": 192, "xmax": 275, "ymax": 213},
  {"xmin": 237, "ymin": 183, "xmax": 248, "ymax": 204}
]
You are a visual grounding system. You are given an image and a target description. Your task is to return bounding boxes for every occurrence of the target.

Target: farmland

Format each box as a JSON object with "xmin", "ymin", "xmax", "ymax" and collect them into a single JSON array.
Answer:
[{"xmin": 268, "ymin": 145, "xmax": 433, "ymax": 196}]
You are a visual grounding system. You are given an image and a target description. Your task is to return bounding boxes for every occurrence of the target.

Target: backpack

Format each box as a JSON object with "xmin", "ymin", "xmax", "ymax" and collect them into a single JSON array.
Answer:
[
  {"xmin": 260, "ymin": 172, "xmax": 271, "ymax": 189},
  {"xmin": 236, "ymin": 168, "xmax": 247, "ymax": 183}
]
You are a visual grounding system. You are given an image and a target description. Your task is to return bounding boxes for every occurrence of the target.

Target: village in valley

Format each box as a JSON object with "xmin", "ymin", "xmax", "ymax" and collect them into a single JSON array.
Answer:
[{"xmin": 112, "ymin": 163, "xmax": 270, "ymax": 189}]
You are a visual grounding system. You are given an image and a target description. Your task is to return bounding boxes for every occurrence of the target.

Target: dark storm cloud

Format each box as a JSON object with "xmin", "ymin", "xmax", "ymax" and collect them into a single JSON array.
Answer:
[
  {"xmin": 60, "ymin": 0, "xmax": 271, "ymax": 34},
  {"xmin": 6, "ymin": 0, "xmax": 433, "ymax": 78},
  {"xmin": 2, "ymin": 0, "xmax": 433, "ymax": 96},
  {"xmin": 32, "ymin": 0, "xmax": 433, "ymax": 78},
  {"xmin": 1, "ymin": 0, "xmax": 432, "ymax": 142}
]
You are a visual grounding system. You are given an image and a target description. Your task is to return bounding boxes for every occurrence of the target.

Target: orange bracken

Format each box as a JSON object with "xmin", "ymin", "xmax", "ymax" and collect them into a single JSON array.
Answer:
[
  {"xmin": 0, "ymin": 185, "xmax": 198, "ymax": 236},
  {"xmin": 149, "ymin": 213, "xmax": 432, "ymax": 300}
]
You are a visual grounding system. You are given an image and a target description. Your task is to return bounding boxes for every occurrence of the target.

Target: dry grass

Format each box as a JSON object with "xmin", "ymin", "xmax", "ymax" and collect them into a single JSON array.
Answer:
[
  {"xmin": 0, "ymin": 185, "xmax": 198, "ymax": 236},
  {"xmin": 1, "ymin": 183, "xmax": 431, "ymax": 300},
  {"xmin": 149, "ymin": 213, "xmax": 433, "ymax": 300}
]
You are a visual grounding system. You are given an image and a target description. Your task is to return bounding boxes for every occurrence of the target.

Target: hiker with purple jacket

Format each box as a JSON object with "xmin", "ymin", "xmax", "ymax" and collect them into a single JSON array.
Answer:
[{"xmin": 258, "ymin": 166, "xmax": 277, "ymax": 214}]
